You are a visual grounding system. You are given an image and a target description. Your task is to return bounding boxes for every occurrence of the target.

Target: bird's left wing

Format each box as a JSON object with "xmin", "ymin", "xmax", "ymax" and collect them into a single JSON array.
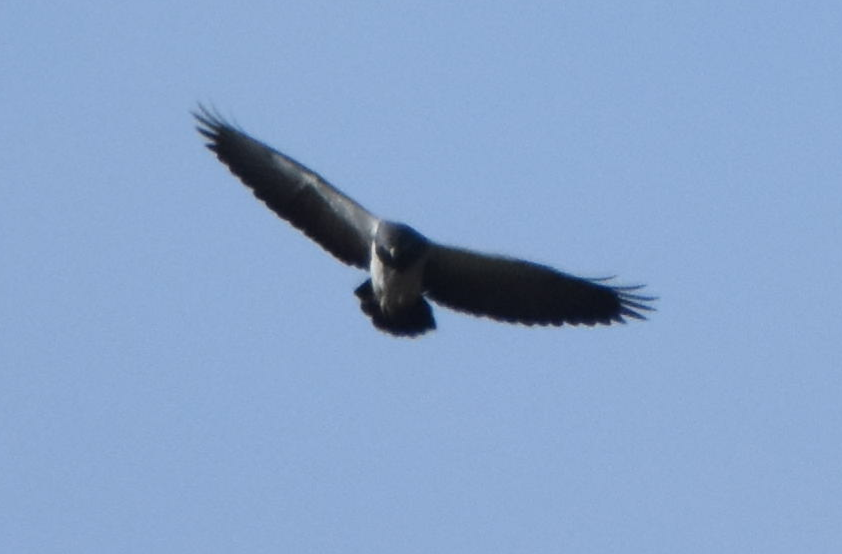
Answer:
[
  {"xmin": 195, "ymin": 107, "xmax": 378, "ymax": 268},
  {"xmin": 423, "ymin": 244, "xmax": 655, "ymax": 326}
]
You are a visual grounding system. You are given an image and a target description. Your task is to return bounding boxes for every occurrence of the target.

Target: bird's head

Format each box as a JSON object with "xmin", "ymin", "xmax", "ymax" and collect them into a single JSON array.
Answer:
[{"xmin": 374, "ymin": 221, "xmax": 430, "ymax": 270}]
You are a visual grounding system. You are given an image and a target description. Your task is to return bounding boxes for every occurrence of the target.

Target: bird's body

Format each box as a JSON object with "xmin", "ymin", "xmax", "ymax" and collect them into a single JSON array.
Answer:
[
  {"xmin": 194, "ymin": 106, "xmax": 654, "ymax": 337},
  {"xmin": 369, "ymin": 226, "xmax": 428, "ymax": 317}
]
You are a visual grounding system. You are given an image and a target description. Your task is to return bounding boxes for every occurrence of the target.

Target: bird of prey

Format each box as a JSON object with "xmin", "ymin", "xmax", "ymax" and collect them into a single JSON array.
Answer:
[{"xmin": 194, "ymin": 106, "xmax": 654, "ymax": 337}]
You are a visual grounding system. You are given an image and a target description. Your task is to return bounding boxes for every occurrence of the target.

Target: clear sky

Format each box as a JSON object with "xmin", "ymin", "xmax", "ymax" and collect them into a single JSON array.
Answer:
[{"xmin": 2, "ymin": 1, "xmax": 841, "ymax": 552}]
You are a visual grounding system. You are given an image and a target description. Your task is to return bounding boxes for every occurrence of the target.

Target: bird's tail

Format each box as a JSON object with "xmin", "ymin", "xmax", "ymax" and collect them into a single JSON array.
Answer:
[{"xmin": 354, "ymin": 280, "xmax": 436, "ymax": 337}]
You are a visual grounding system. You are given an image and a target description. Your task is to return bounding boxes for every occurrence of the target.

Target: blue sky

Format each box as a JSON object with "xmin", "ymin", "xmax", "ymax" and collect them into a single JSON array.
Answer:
[{"xmin": 2, "ymin": 1, "xmax": 841, "ymax": 552}]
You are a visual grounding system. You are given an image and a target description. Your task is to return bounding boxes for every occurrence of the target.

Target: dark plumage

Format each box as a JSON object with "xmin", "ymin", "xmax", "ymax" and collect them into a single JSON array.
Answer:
[{"xmin": 194, "ymin": 106, "xmax": 655, "ymax": 337}]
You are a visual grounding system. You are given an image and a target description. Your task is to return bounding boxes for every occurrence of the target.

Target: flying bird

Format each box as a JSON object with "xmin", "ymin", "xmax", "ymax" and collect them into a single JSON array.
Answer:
[{"xmin": 194, "ymin": 106, "xmax": 655, "ymax": 337}]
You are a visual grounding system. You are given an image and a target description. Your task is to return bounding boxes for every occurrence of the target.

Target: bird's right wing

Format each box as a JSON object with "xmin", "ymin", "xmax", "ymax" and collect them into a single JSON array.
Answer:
[
  {"xmin": 195, "ymin": 107, "xmax": 378, "ymax": 269},
  {"xmin": 424, "ymin": 244, "xmax": 655, "ymax": 326}
]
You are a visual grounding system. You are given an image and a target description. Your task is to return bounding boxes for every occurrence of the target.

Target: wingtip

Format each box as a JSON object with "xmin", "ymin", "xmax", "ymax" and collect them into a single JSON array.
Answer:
[
  {"xmin": 193, "ymin": 103, "xmax": 240, "ymax": 154},
  {"xmin": 591, "ymin": 277, "xmax": 657, "ymax": 316},
  {"xmin": 193, "ymin": 102, "xmax": 217, "ymax": 126},
  {"xmin": 192, "ymin": 103, "xmax": 240, "ymax": 136},
  {"xmin": 603, "ymin": 278, "xmax": 658, "ymax": 322}
]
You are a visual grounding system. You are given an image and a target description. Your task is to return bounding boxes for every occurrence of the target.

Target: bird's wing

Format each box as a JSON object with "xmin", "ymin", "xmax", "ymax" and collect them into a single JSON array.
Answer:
[
  {"xmin": 195, "ymin": 106, "xmax": 378, "ymax": 268},
  {"xmin": 423, "ymin": 244, "xmax": 655, "ymax": 326}
]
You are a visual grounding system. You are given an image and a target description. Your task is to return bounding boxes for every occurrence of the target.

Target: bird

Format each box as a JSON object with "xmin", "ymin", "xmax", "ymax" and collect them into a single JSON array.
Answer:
[{"xmin": 194, "ymin": 106, "xmax": 655, "ymax": 337}]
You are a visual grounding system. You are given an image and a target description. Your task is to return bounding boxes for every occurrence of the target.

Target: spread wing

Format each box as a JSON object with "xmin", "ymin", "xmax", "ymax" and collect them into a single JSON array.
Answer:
[
  {"xmin": 194, "ymin": 106, "xmax": 378, "ymax": 268},
  {"xmin": 423, "ymin": 244, "xmax": 655, "ymax": 326}
]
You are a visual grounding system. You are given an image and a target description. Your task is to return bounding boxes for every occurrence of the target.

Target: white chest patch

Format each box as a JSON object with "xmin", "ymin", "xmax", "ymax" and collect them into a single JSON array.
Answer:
[{"xmin": 370, "ymin": 243, "xmax": 426, "ymax": 315}]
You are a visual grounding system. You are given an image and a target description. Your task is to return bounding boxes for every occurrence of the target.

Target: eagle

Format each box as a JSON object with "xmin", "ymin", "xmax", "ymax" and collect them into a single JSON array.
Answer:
[{"xmin": 194, "ymin": 106, "xmax": 655, "ymax": 337}]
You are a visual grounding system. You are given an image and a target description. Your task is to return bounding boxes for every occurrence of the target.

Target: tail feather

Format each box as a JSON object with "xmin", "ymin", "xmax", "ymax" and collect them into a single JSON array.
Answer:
[{"xmin": 354, "ymin": 280, "xmax": 436, "ymax": 337}]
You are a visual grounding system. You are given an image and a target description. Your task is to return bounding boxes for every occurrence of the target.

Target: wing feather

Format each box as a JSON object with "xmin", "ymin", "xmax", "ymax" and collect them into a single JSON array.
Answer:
[
  {"xmin": 424, "ymin": 245, "xmax": 655, "ymax": 326},
  {"xmin": 194, "ymin": 106, "xmax": 377, "ymax": 268}
]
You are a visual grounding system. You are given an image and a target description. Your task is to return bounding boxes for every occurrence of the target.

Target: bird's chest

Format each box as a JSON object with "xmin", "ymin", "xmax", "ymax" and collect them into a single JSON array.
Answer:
[{"xmin": 370, "ymin": 247, "xmax": 425, "ymax": 314}]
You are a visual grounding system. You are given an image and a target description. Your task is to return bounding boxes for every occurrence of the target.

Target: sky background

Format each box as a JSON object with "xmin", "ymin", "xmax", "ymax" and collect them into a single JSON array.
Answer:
[{"xmin": 2, "ymin": 1, "xmax": 841, "ymax": 552}]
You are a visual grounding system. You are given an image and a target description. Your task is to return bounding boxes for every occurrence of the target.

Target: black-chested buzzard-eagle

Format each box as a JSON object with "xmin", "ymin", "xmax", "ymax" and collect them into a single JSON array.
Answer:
[{"xmin": 194, "ymin": 106, "xmax": 655, "ymax": 337}]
